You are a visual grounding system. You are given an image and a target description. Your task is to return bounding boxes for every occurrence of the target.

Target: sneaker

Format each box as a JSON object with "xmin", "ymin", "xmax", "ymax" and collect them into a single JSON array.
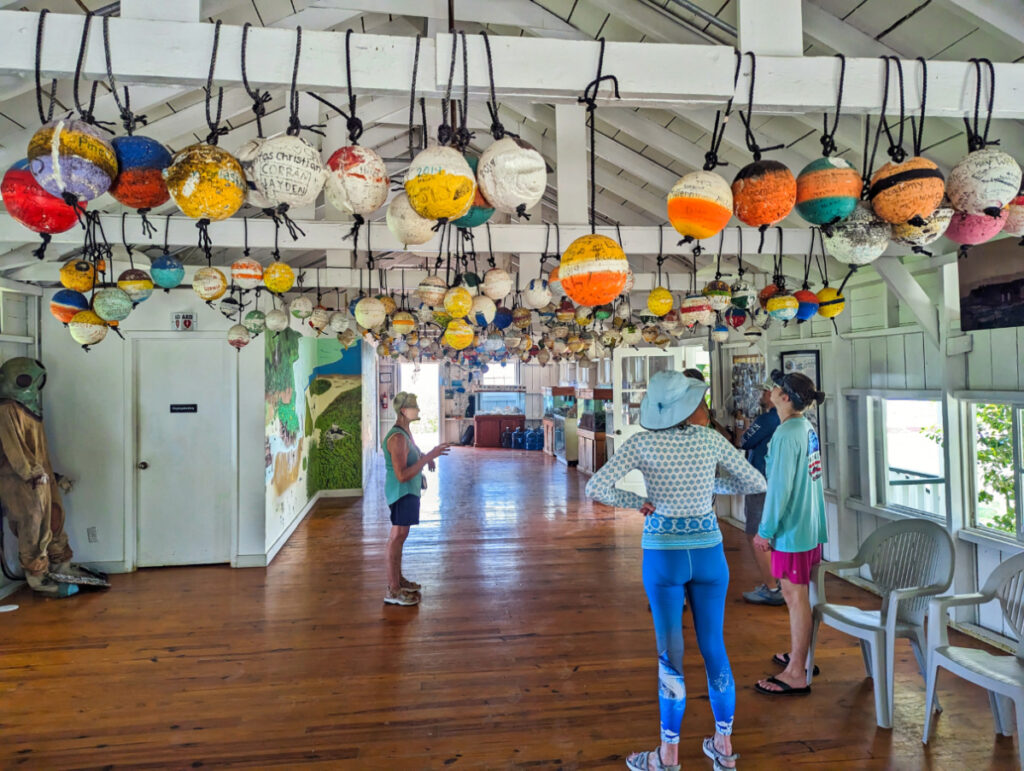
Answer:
[
  {"xmin": 384, "ymin": 587, "xmax": 420, "ymax": 606},
  {"xmin": 400, "ymin": 576, "xmax": 422, "ymax": 591},
  {"xmin": 743, "ymin": 583, "xmax": 785, "ymax": 606}
]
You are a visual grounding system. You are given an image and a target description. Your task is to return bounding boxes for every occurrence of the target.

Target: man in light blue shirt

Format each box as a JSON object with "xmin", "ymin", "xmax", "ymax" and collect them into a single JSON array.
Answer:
[{"xmin": 738, "ymin": 387, "xmax": 782, "ymax": 605}]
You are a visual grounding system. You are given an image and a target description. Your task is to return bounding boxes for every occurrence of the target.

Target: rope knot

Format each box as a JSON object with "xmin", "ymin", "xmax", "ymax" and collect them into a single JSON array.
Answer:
[
  {"xmin": 437, "ymin": 124, "xmax": 454, "ymax": 146},
  {"xmin": 205, "ymin": 125, "xmax": 229, "ymax": 145},
  {"xmin": 346, "ymin": 116, "xmax": 364, "ymax": 143},
  {"xmin": 820, "ymin": 134, "xmax": 837, "ymax": 157},
  {"xmin": 490, "ymin": 121, "xmax": 506, "ymax": 140},
  {"xmin": 702, "ymin": 151, "xmax": 725, "ymax": 171},
  {"xmin": 250, "ymin": 91, "xmax": 271, "ymax": 118},
  {"xmin": 515, "ymin": 203, "xmax": 530, "ymax": 220}
]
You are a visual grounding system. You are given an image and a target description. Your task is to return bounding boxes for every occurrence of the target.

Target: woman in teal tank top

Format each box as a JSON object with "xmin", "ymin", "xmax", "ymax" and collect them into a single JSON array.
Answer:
[{"xmin": 382, "ymin": 392, "xmax": 450, "ymax": 606}]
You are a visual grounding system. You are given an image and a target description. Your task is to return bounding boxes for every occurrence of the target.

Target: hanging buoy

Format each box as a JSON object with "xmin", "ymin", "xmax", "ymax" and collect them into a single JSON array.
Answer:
[
  {"xmin": 945, "ymin": 208, "xmax": 1008, "ymax": 250},
  {"xmin": 493, "ymin": 305, "xmax": 514, "ymax": 330},
  {"xmin": 522, "ymin": 278, "xmax": 551, "ymax": 310},
  {"xmin": 559, "ymin": 234, "xmax": 629, "ymax": 307},
  {"xmin": 891, "ymin": 204, "xmax": 954, "ymax": 251},
  {"xmin": 547, "ymin": 265, "xmax": 564, "ymax": 298},
  {"xmin": 328, "ymin": 311, "xmax": 349, "ymax": 334},
  {"xmin": 816, "ymin": 286, "xmax": 845, "ymax": 319},
  {"xmin": 289, "ymin": 296, "xmax": 313, "ymax": 320},
  {"xmin": 621, "ymin": 324, "xmax": 643, "ymax": 345},
  {"xmin": 390, "ymin": 311, "xmax": 416, "ymax": 336},
  {"xmin": 660, "ymin": 309, "xmax": 681, "ymax": 335},
  {"xmin": 192, "ymin": 266, "xmax": 228, "ymax": 301},
  {"xmin": 231, "ymin": 258, "xmax": 264, "ymax": 290},
  {"xmin": 28, "ymin": 119, "xmax": 118, "ymax": 201},
  {"xmin": 263, "ymin": 261, "xmax": 296, "ymax": 294},
  {"xmin": 452, "ymin": 154, "xmax": 495, "ymax": 229},
  {"xmin": 235, "ymin": 139, "xmax": 274, "ymax": 209},
  {"xmin": 711, "ymin": 324, "xmax": 730, "ymax": 343},
  {"xmin": 482, "ymin": 268, "xmax": 514, "ymax": 301},
  {"xmin": 93, "ymin": 287, "xmax": 133, "ymax": 322},
  {"xmin": 415, "ymin": 276, "xmax": 447, "ymax": 308},
  {"xmin": 227, "ymin": 324, "xmax": 252, "ymax": 350},
  {"xmin": 443, "ymin": 286, "xmax": 473, "ymax": 319},
  {"xmin": 1004, "ymin": 193, "xmax": 1024, "ymax": 238},
  {"xmin": 50, "ymin": 289, "xmax": 90, "ymax": 325},
  {"xmin": 250, "ymin": 134, "xmax": 327, "ymax": 209},
  {"xmin": 324, "ymin": 145, "xmax": 390, "ymax": 217},
  {"xmin": 377, "ymin": 294, "xmax": 397, "ymax": 317},
  {"xmin": 109, "ymin": 136, "xmax": 171, "ymax": 209},
  {"xmin": 470, "ymin": 294, "xmax": 496, "ymax": 326},
  {"xmin": 512, "ymin": 307, "xmax": 533, "ymax": 330},
  {"xmin": 164, "ymin": 144, "xmax": 246, "ymax": 220},
  {"xmin": 117, "ymin": 269, "xmax": 154, "ymax": 304},
  {"xmin": 732, "ymin": 160, "xmax": 796, "ymax": 228},
  {"xmin": 822, "ymin": 201, "xmax": 892, "ymax": 266},
  {"xmin": 795, "ymin": 157, "xmax": 861, "ymax": 226},
  {"xmin": 647, "ymin": 287, "xmax": 674, "ymax": 317},
  {"xmin": 405, "ymin": 145, "xmax": 476, "ymax": 221},
  {"xmin": 151, "ymin": 254, "xmax": 185, "ymax": 290},
  {"xmin": 743, "ymin": 326, "xmax": 763, "ymax": 343},
  {"xmin": 354, "ymin": 296, "xmax": 386, "ymax": 329},
  {"xmin": 946, "ymin": 148, "xmax": 1022, "ymax": 217},
  {"xmin": 476, "ymin": 137, "xmax": 546, "ymax": 216},
  {"xmin": 68, "ymin": 310, "xmax": 108, "ymax": 347},
  {"xmin": 758, "ymin": 283, "xmax": 779, "ymax": 311},
  {"xmin": 243, "ymin": 309, "xmax": 266, "ymax": 335},
  {"xmin": 444, "ymin": 318, "xmax": 475, "ymax": 350},
  {"xmin": 387, "ymin": 192, "xmax": 435, "ymax": 246},
  {"xmin": 667, "ymin": 170, "xmax": 733, "ymax": 241},
  {"xmin": 868, "ymin": 156, "xmax": 945, "ymax": 225},
  {"xmin": 2, "ymin": 160, "xmax": 83, "ymax": 235},
  {"xmin": 309, "ymin": 306, "xmax": 331, "ymax": 334},
  {"xmin": 794, "ymin": 289, "xmax": 820, "ymax": 322},
  {"xmin": 574, "ymin": 305, "xmax": 594, "ymax": 328},
  {"xmin": 724, "ymin": 307, "xmax": 746, "ymax": 329},
  {"xmin": 265, "ymin": 308, "xmax": 289, "ymax": 332},
  {"xmin": 59, "ymin": 260, "xmax": 96, "ymax": 292},
  {"xmin": 702, "ymin": 279, "xmax": 732, "ymax": 312},
  {"xmin": 730, "ymin": 279, "xmax": 757, "ymax": 311},
  {"xmin": 679, "ymin": 294, "xmax": 714, "ymax": 328}
]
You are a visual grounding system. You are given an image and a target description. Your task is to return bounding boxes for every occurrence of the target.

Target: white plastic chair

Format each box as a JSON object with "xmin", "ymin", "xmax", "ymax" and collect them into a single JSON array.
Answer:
[
  {"xmin": 806, "ymin": 518, "xmax": 955, "ymax": 729},
  {"xmin": 923, "ymin": 552, "xmax": 1024, "ymax": 767}
]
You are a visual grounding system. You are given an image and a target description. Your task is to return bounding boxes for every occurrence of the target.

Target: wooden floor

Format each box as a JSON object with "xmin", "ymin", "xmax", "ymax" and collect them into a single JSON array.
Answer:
[{"xmin": 1, "ymin": 449, "xmax": 1019, "ymax": 770}]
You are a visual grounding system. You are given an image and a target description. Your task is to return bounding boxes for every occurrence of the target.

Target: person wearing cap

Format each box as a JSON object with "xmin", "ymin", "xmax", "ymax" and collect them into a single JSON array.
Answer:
[
  {"xmin": 753, "ymin": 370, "xmax": 828, "ymax": 697},
  {"xmin": 682, "ymin": 368, "xmax": 733, "ymax": 442},
  {"xmin": 737, "ymin": 386, "xmax": 782, "ymax": 606},
  {"xmin": 382, "ymin": 392, "xmax": 450, "ymax": 607},
  {"xmin": 585, "ymin": 371, "xmax": 766, "ymax": 771}
]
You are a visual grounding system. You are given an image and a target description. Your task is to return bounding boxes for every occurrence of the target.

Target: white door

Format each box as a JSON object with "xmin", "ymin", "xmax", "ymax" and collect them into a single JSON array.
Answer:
[
  {"xmin": 135, "ymin": 337, "xmax": 234, "ymax": 566},
  {"xmin": 611, "ymin": 347, "xmax": 685, "ymax": 497}
]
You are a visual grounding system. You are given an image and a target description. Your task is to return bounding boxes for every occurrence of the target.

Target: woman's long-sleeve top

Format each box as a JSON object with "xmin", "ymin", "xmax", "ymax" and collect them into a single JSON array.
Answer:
[{"xmin": 585, "ymin": 425, "xmax": 767, "ymax": 549}]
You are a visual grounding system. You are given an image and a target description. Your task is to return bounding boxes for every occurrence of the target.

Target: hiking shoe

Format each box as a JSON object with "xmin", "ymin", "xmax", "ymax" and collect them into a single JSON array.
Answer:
[
  {"xmin": 384, "ymin": 587, "xmax": 420, "ymax": 606},
  {"xmin": 743, "ymin": 583, "xmax": 785, "ymax": 606},
  {"xmin": 400, "ymin": 576, "xmax": 422, "ymax": 591}
]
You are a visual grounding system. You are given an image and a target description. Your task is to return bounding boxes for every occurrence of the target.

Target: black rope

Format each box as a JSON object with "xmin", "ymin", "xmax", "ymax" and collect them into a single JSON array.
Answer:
[
  {"xmin": 102, "ymin": 16, "xmax": 148, "ymax": 134},
  {"xmin": 735, "ymin": 226, "xmax": 745, "ymax": 277},
  {"xmin": 578, "ymin": 39, "xmax": 621, "ymax": 233},
  {"xmin": 343, "ymin": 29, "xmax": 363, "ymax": 143},
  {"xmin": 286, "ymin": 27, "xmax": 325, "ymax": 137},
  {"xmin": 965, "ymin": 58, "xmax": 997, "ymax": 153},
  {"xmin": 803, "ymin": 227, "xmax": 818, "ymax": 289},
  {"xmin": 452, "ymin": 31, "xmax": 474, "ymax": 151},
  {"xmin": 31, "ymin": 233, "xmax": 51, "ymax": 261},
  {"xmin": 821, "ymin": 54, "xmax": 846, "ymax": 158},
  {"xmin": 773, "ymin": 226, "xmax": 785, "ymax": 288},
  {"xmin": 204, "ymin": 21, "xmax": 228, "ymax": 145},
  {"xmin": 407, "ymin": 35, "xmax": 422, "ymax": 161},
  {"xmin": 704, "ymin": 49, "xmax": 741, "ymax": 171},
  {"xmin": 910, "ymin": 57, "xmax": 928, "ymax": 157},
  {"xmin": 121, "ymin": 211, "xmax": 136, "ymax": 271},
  {"xmin": 437, "ymin": 30, "xmax": 459, "ymax": 147},
  {"xmin": 196, "ymin": 219, "xmax": 213, "ymax": 265},
  {"xmin": 34, "ymin": 9, "xmax": 57, "ymax": 125},
  {"xmin": 736, "ymin": 52, "xmax": 783, "ymax": 161},
  {"xmin": 241, "ymin": 23, "xmax": 272, "ymax": 138},
  {"xmin": 714, "ymin": 228, "xmax": 726, "ymax": 279},
  {"xmin": 656, "ymin": 224, "xmax": 665, "ymax": 284},
  {"xmin": 480, "ymin": 31, "xmax": 517, "ymax": 140},
  {"xmin": 860, "ymin": 115, "xmax": 883, "ymax": 199},
  {"xmin": 485, "ymin": 222, "xmax": 496, "ymax": 268},
  {"xmin": 878, "ymin": 56, "xmax": 907, "ymax": 163},
  {"xmin": 72, "ymin": 13, "xmax": 113, "ymax": 133},
  {"xmin": 243, "ymin": 216, "xmax": 250, "ymax": 257}
]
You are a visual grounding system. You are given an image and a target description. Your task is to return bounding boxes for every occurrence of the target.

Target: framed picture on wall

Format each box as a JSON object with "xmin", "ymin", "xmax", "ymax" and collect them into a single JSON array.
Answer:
[
  {"xmin": 779, "ymin": 350, "xmax": 821, "ymax": 388},
  {"xmin": 379, "ymin": 372, "xmax": 392, "ymax": 384}
]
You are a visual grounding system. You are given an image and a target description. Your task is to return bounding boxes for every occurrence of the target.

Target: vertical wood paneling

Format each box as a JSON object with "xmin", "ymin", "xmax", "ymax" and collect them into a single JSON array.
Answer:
[
  {"xmin": 990, "ymin": 327, "xmax": 1019, "ymax": 390},
  {"xmin": 976, "ymin": 544, "xmax": 1005, "ymax": 633},
  {"xmin": 868, "ymin": 338, "xmax": 887, "ymax": 388},
  {"xmin": 966, "ymin": 330, "xmax": 991, "ymax": 390},
  {"xmin": 904, "ymin": 333, "xmax": 925, "ymax": 389},
  {"xmin": 923, "ymin": 336, "xmax": 943, "ymax": 390},
  {"xmin": 885, "ymin": 335, "xmax": 906, "ymax": 389},
  {"xmin": 853, "ymin": 340, "xmax": 872, "ymax": 388}
]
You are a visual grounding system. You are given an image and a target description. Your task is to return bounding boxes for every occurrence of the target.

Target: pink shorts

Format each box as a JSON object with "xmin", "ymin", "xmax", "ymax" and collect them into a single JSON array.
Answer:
[{"xmin": 771, "ymin": 545, "xmax": 823, "ymax": 585}]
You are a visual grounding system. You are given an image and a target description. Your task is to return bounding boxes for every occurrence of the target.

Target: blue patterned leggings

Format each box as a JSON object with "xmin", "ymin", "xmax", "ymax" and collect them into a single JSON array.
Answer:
[{"xmin": 642, "ymin": 543, "xmax": 735, "ymax": 743}]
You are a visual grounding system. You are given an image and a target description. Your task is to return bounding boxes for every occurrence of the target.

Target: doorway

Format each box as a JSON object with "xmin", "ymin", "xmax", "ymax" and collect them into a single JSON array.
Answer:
[
  {"xmin": 133, "ymin": 336, "xmax": 234, "ymax": 567},
  {"xmin": 398, "ymin": 362, "xmax": 441, "ymax": 450}
]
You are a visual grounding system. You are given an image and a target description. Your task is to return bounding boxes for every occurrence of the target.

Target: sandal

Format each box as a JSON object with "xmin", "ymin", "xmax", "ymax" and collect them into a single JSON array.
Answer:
[
  {"xmin": 624, "ymin": 747, "xmax": 679, "ymax": 771},
  {"xmin": 702, "ymin": 737, "xmax": 739, "ymax": 771},
  {"xmin": 772, "ymin": 653, "xmax": 819, "ymax": 676},
  {"xmin": 754, "ymin": 675, "xmax": 811, "ymax": 696}
]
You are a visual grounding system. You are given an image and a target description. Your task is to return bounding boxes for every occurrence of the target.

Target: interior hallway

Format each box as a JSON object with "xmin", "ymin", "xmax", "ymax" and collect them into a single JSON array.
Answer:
[{"xmin": 0, "ymin": 448, "xmax": 1017, "ymax": 770}]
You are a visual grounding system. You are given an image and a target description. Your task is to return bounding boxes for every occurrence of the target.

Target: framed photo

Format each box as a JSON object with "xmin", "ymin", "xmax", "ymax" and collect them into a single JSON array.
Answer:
[
  {"xmin": 779, "ymin": 350, "xmax": 821, "ymax": 389},
  {"xmin": 378, "ymin": 372, "xmax": 392, "ymax": 384}
]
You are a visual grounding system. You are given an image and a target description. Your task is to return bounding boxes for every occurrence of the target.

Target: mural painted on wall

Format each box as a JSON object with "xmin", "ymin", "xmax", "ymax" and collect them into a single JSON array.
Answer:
[{"xmin": 265, "ymin": 331, "xmax": 362, "ymax": 532}]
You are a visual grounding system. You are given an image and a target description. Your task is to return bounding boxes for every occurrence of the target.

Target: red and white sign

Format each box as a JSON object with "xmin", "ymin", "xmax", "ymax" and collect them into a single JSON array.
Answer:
[{"xmin": 172, "ymin": 312, "xmax": 196, "ymax": 331}]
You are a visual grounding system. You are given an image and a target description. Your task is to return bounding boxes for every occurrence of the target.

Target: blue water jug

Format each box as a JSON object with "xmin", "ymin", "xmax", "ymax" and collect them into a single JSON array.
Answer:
[{"xmin": 512, "ymin": 427, "xmax": 526, "ymax": 450}]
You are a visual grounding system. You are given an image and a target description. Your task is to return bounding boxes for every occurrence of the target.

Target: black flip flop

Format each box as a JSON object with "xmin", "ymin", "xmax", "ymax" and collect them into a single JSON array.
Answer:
[
  {"xmin": 772, "ymin": 653, "xmax": 820, "ymax": 676},
  {"xmin": 755, "ymin": 676, "xmax": 811, "ymax": 695}
]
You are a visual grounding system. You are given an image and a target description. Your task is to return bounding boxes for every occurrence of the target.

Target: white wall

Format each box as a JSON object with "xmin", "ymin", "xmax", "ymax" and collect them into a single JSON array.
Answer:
[{"xmin": 40, "ymin": 287, "xmax": 265, "ymax": 572}]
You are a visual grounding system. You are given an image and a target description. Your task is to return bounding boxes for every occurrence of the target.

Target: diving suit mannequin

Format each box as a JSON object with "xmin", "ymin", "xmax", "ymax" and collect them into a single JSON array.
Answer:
[{"xmin": 0, "ymin": 357, "xmax": 106, "ymax": 597}]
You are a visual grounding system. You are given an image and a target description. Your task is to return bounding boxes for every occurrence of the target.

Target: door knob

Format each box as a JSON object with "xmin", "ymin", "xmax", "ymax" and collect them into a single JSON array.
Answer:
[
  {"xmin": 615, "ymin": 430, "xmax": 622, "ymax": 435},
  {"xmin": 137, "ymin": 461, "xmax": 149, "ymax": 470}
]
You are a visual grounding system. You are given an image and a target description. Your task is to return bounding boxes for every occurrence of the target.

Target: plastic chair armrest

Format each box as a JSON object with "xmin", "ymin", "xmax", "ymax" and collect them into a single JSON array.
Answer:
[
  {"xmin": 926, "ymin": 593, "xmax": 990, "ymax": 652},
  {"xmin": 812, "ymin": 559, "xmax": 862, "ymax": 607}
]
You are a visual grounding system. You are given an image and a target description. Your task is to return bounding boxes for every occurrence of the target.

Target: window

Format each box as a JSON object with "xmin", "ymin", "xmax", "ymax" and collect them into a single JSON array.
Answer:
[
  {"xmin": 970, "ymin": 403, "xmax": 1018, "ymax": 536},
  {"xmin": 479, "ymin": 362, "xmax": 517, "ymax": 387},
  {"xmin": 874, "ymin": 398, "xmax": 945, "ymax": 518}
]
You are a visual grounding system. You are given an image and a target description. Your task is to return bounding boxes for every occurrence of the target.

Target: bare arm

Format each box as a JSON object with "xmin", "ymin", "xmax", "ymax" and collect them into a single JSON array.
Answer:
[{"xmin": 388, "ymin": 433, "xmax": 445, "ymax": 483}]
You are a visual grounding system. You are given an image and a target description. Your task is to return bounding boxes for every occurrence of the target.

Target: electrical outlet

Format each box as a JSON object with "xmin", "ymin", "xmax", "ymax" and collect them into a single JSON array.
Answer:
[{"xmin": 86, "ymin": 526, "xmax": 98, "ymax": 543}]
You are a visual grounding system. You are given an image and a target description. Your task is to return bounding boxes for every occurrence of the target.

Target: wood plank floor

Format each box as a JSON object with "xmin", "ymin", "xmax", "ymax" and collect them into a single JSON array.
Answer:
[{"xmin": 1, "ymin": 448, "xmax": 1019, "ymax": 770}]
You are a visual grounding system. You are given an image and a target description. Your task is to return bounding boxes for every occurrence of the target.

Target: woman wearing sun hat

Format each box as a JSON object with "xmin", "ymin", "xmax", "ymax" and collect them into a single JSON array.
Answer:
[
  {"xmin": 382, "ymin": 392, "xmax": 450, "ymax": 606},
  {"xmin": 585, "ymin": 371, "xmax": 767, "ymax": 771}
]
